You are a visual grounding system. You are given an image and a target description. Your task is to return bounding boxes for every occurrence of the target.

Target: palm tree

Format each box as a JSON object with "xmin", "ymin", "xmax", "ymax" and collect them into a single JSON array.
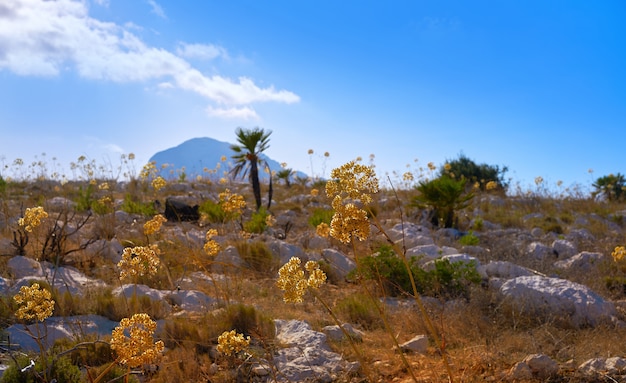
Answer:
[
  {"xmin": 276, "ymin": 168, "xmax": 294, "ymax": 188},
  {"xmin": 230, "ymin": 127, "xmax": 273, "ymax": 211}
]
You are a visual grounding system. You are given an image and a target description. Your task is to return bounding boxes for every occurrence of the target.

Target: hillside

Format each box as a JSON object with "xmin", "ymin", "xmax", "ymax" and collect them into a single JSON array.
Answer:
[{"xmin": 149, "ymin": 137, "xmax": 307, "ymax": 181}]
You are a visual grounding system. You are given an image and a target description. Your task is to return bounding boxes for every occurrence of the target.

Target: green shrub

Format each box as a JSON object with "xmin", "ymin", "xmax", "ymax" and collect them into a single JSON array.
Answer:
[
  {"xmin": 243, "ymin": 208, "xmax": 270, "ymax": 234},
  {"xmin": 0, "ymin": 175, "xmax": 7, "ymax": 196},
  {"xmin": 336, "ymin": 293, "xmax": 383, "ymax": 330},
  {"xmin": 459, "ymin": 231, "xmax": 479, "ymax": 246},
  {"xmin": 472, "ymin": 217, "xmax": 484, "ymax": 231},
  {"xmin": 120, "ymin": 193, "xmax": 156, "ymax": 216},
  {"xmin": 198, "ymin": 199, "xmax": 228, "ymax": 223},
  {"xmin": 74, "ymin": 184, "xmax": 94, "ymax": 212},
  {"xmin": 1, "ymin": 355, "xmax": 81, "ymax": 383},
  {"xmin": 235, "ymin": 240, "xmax": 278, "ymax": 275},
  {"xmin": 592, "ymin": 173, "xmax": 625, "ymax": 201},
  {"xmin": 410, "ymin": 175, "xmax": 474, "ymax": 228},
  {"xmin": 443, "ymin": 153, "xmax": 509, "ymax": 191},
  {"xmin": 308, "ymin": 208, "xmax": 334, "ymax": 228},
  {"xmin": 350, "ymin": 245, "xmax": 482, "ymax": 300}
]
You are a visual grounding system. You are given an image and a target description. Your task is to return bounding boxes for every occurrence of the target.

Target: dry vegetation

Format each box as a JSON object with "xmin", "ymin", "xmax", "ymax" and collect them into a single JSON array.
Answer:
[{"xmin": 1, "ymin": 163, "xmax": 626, "ymax": 383}]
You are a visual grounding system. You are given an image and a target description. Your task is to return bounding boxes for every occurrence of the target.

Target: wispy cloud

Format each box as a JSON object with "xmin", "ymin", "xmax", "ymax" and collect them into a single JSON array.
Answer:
[
  {"xmin": 0, "ymin": 0, "xmax": 299, "ymax": 114},
  {"xmin": 206, "ymin": 106, "xmax": 260, "ymax": 120},
  {"xmin": 146, "ymin": 0, "xmax": 166, "ymax": 19},
  {"xmin": 176, "ymin": 42, "xmax": 229, "ymax": 61}
]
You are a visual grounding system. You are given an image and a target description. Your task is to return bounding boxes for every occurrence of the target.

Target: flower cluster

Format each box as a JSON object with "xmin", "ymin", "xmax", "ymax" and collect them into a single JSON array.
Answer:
[
  {"xmin": 217, "ymin": 330, "xmax": 251, "ymax": 356},
  {"xmin": 14, "ymin": 283, "xmax": 55, "ymax": 322},
  {"xmin": 151, "ymin": 176, "xmax": 167, "ymax": 191},
  {"xmin": 316, "ymin": 222, "xmax": 330, "ymax": 238},
  {"xmin": 118, "ymin": 246, "xmax": 160, "ymax": 280},
  {"xmin": 276, "ymin": 257, "xmax": 327, "ymax": 303},
  {"xmin": 265, "ymin": 214, "xmax": 276, "ymax": 227},
  {"xmin": 486, "ymin": 181, "xmax": 498, "ymax": 190},
  {"xmin": 140, "ymin": 162, "xmax": 158, "ymax": 180},
  {"xmin": 18, "ymin": 206, "xmax": 48, "ymax": 232},
  {"xmin": 219, "ymin": 189, "xmax": 246, "ymax": 214},
  {"xmin": 203, "ymin": 229, "xmax": 221, "ymax": 256},
  {"xmin": 110, "ymin": 313, "xmax": 164, "ymax": 368},
  {"xmin": 325, "ymin": 160, "xmax": 379, "ymax": 244},
  {"xmin": 144, "ymin": 214, "xmax": 167, "ymax": 236},
  {"xmin": 612, "ymin": 246, "xmax": 626, "ymax": 263},
  {"xmin": 310, "ymin": 188, "xmax": 319, "ymax": 197}
]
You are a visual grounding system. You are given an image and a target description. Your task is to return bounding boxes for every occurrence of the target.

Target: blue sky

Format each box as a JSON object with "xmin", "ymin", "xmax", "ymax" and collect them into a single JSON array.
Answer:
[{"xmin": 1, "ymin": 0, "xmax": 624, "ymax": 191}]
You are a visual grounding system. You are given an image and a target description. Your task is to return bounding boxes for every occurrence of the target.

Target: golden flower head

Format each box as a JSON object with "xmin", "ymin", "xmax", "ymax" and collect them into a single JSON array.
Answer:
[
  {"xmin": 151, "ymin": 176, "xmax": 167, "ymax": 191},
  {"xmin": 325, "ymin": 160, "xmax": 379, "ymax": 208},
  {"xmin": 143, "ymin": 214, "xmax": 167, "ymax": 236},
  {"xmin": 265, "ymin": 214, "xmax": 276, "ymax": 227},
  {"xmin": 217, "ymin": 330, "xmax": 251, "ymax": 356},
  {"xmin": 118, "ymin": 246, "xmax": 160, "ymax": 280},
  {"xmin": 427, "ymin": 162, "xmax": 436, "ymax": 171},
  {"xmin": 18, "ymin": 206, "xmax": 48, "ymax": 232},
  {"xmin": 276, "ymin": 257, "xmax": 326, "ymax": 303},
  {"xmin": 485, "ymin": 181, "xmax": 497, "ymax": 190},
  {"xmin": 140, "ymin": 162, "xmax": 158, "ymax": 180},
  {"xmin": 203, "ymin": 229, "xmax": 221, "ymax": 256},
  {"xmin": 221, "ymin": 155, "xmax": 227, "ymax": 162},
  {"xmin": 307, "ymin": 149, "xmax": 314, "ymax": 155},
  {"xmin": 324, "ymin": 151, "xmax": 330, "ymax": 157},
  {"xmin": 403, "ymin": 172, "xmax": 414, "ymax": 182},
  {"xmin": 219, "ymin": 189, "xmax": 246, "ymax": 215},
  {"xmin": 219, "ymin": 177, "xmax": 228, "ymax": 184},
  {"xmin": 110, "ymin": 313, "xmax": 164, "ymax": 368},
  {"xmin": 316, "ymin": 222, "xmax": 330, "ymax": 238},
  {"xmin": 310, "ymin": 188, "xmax": 319, "ymax": 197},
  {"xmin": 534, "ymin": 176, "xmax": 544, "ymax": 186},
  {"xmin": 13, "ymin": 283, "xmax": 55, "ymax": 322},
  {"xmin": 444, "ymin": 163, "xmax": 452, "ymax": 171},
  {"xmin": 330, "ymin": 203, "xmax": 370, "ymax": 244},
  {"xmin": 612, "ymin": 246, "xmax": 626, "ymax": 263},
  {"xmin": 98, "ymin": 182, "xmax": 109, "ymax": 190}
]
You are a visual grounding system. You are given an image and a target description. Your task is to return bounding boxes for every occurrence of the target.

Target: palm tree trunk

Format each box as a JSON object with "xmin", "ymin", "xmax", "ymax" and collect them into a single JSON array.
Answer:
[{"xmin": 250, "ymin": 161, "xmax": 262, "ymax": 210}]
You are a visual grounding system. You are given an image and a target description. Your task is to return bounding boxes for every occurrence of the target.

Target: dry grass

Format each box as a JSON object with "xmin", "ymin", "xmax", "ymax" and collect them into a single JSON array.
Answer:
[{"xmin": 1, "ymin": 176, "xmax": 626, "ymax": 382}]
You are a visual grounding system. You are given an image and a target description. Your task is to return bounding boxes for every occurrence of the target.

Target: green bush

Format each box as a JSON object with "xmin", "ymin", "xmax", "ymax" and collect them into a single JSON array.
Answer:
[
  {"xmin": 592, "ymin": 173, "xmax": 625, "ymax": 201},
  {"xmin": 74, "ymin": 184, "xmax": 94, "ymax": 212},
  {"xmin": 350, "ymin": 245, "xmax": 482, "ymax": 300},
  {"xmin": 198, "ymin": 199, "xmax": 228, "ymax": 223},
  {"xmin": 308, "ymin": 208, "xmax": 334, "ymax": 228},
  {"xmin": 410, "ymin": 175, "xmax": 474, "ymax": 228},
  {"xmin": 459, "ymin": 231, "xmax": 480, "ymax": 246},
  {"xmin": 443, "ymin": 153, "xmax": 509, "ymax": 191},
  {"xmin": 243, "ymin": 208, "xmax": 270, "ymax": 234},
  {"xmin": 1, "ymin": 355, "xmax": 81, "ymax": 383},
  {"xmin": 120, "ymin": 193, "xmax": 156, "ymax": 216}
]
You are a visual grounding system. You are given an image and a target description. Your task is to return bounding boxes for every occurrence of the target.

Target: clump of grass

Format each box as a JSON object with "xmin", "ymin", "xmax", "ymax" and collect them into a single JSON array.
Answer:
[
  {"xmin": 235, "ymin": 240, "xmax": 278, "ymax": 275},
  {"xmin": 120, "ymin": 193, "xmax": 156, "ymax": 216},
  {"xmin": 308, "ymin": 208, "xmax": 334, "ymax": 228},
  {"xmin": 336, "ymin": 293, "xmax": 383, "ymax": 330}
]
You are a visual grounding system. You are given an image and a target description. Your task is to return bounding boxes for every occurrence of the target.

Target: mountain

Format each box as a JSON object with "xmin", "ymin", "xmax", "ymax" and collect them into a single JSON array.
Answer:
[{"xmin": 149, "ymin": 137, "xmax": 306, "ymax": 181}]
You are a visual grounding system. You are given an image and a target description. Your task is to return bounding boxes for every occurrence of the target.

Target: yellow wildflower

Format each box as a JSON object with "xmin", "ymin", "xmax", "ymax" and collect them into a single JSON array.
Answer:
[
  {"xmin": 535, "ymin": 176, "xmax": 544, "ymax": 186},
  {"xmin": 403, "ymin": 172, "xmax": 414, "ymax": 182},
  {"xmin": 276, "ymin": 257, "xmax": 326, "ymax": 303},
  {"xmin": 325, "ymin": 160, "xmax": 379, "ymax": 208},
  {"xmin": 203, "ymin": 229, "xmax": 221, "ymax": 256},
  {"xmin": 13, "ymin": 283, "xmax": 55, "ymax": 322},
  {"xmin": 151, "ymin": 176, "xmax": 167, "ymax": 191},
  {"xmin": 219, "ymin": 189, "xmax": 246, "ymax": 215},
  {"xmin": 265, "ymin": 214, "xmax": 276, "ymax": 227},
  {"xmin": 330, "ymin": 203, "xmax": 370, "ymax": 244},
  {"xmin": 310, "ymin": 188, "xmax": 319, "ymax": 197},
  {"xmin": 308, "ymin": 149, "xmax": 314, "ymax": 155},
  {"xmin": 221, "ymin": 155, "xmax": 227, "ymax": 162},
  {"xmin": 486, "ymin": 181, "xmax": 497, "ymax": 190},
  {"xmin": 219, "ymin": 177, "xmax": 228, "ymax": 185},
  {"xmin": 144, "ymin": 214, "xmax": 167, "ymax": 236},
  {"xmin": 324, "ymin": 152, "xmax": 330, "ymax": 157},
  {"xmin": 18, "ymin": 206, "xmax": 48, "ymax": 232},
  {"xmin": 444, "ymin": 163, "xmax": 451, "ymax": 171},
  {"xmin": 118, "ymin": 246, "xmax": 160, "ymax": 280},
  {"xmin": 217, "ymin": 330, "xmax": 251, "ymax": 356},
  {"xmin": 612, "ymin": 246, "xmax": 626, "ymax": 263},
  {"xmin": 427, "ymin": 162, "xmax": 436, "ymax": 171},
  {"xmin": 98, "ymin": 182, "xmax": 109, "ymax": 190},
  {"xmin": 316, "ymin": 222, "xmax": 330, "ymax": 237},
  {"xmin": 110, "ymin": 313, "xmax": 164, "ymax": 368}
]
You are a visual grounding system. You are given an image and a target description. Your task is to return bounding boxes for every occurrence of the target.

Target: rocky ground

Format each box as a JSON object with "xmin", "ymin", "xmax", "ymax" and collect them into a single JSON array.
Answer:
[{"xmin": 1, "ymin": 180, "xmax": 626, "ymax": 382}]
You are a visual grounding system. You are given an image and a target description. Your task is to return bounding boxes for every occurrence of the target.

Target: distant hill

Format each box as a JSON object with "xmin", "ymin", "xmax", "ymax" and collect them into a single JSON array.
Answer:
[{"xmin": 149, "ymin": 137, "xmax": 306, "ymax": 181}]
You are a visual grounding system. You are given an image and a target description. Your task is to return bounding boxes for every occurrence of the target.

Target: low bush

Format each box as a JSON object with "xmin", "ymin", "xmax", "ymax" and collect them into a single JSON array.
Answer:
[{"xmin": 235, "ymin": 240, "xmax": 278, "ymax": 275}]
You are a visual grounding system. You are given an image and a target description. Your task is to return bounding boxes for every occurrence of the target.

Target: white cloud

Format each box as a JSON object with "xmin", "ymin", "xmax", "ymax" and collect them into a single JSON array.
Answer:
[
  {"xmin": 0, "ymin": 0, "xmax": 299, "ymax": 107},
  {"xmin": 146, "ymin": 0, "xmax": 166, "ymax": 19},
  {"xmin": 176, "ymin": 42, "xmax": 229, "ymax": 61},
  {"xmin": 103, "ymin": 143, "xmax": 124, "ymax": 154},
  {"xmin": 206, "ymin": 106, "xmax": 259, "ymax": 120}
]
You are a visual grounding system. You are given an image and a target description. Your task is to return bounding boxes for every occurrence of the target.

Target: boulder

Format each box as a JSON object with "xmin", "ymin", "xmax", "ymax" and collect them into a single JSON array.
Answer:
[
  {"xmin": 554, "ymin": 251, "xmax": 605, "ymax": 272},
  {"xmin": 8, "ymin": 256, "xmax": 44, "ymax": 279},
  {"xmin": 552, "ymin": 239, "xmax": 577, "ymax": 258},
  {"xmin": 526, "ymin": 242, "xmax": 554, "ymax": 260},
  {"xmin": 321, "ymin": 248, "xmax": 356, "ymax": 280},
  {"xmin": 166, "ymin": 289, "xmax": 218, "ymax": 311},
  {"xmin": 322, "ymin": 323, "xmax": 364, "ymax": 342},
  {"xmin": 499, "ymin": 276, "xmax": 617, "ymax": 327},
  {"xmin": 273, "ymin": 319, "xmax": 359, "ymax": 382},
  {"xmin": 164, "ymin": 197, "xmax": 199, "ymax": 222},
  {"xmin": 579, "ymin": 357, "xmax": 626, "ymax": 375},
  {"xmin": 399, "ymin": 335, "xmax": 428, "ymax": 354}
]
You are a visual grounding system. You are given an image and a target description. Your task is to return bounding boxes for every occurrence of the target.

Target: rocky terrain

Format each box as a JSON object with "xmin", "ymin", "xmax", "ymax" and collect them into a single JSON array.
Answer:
[{"xmin": 1, "ymin": 178, "xmax": 626, "ymax": 382}]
